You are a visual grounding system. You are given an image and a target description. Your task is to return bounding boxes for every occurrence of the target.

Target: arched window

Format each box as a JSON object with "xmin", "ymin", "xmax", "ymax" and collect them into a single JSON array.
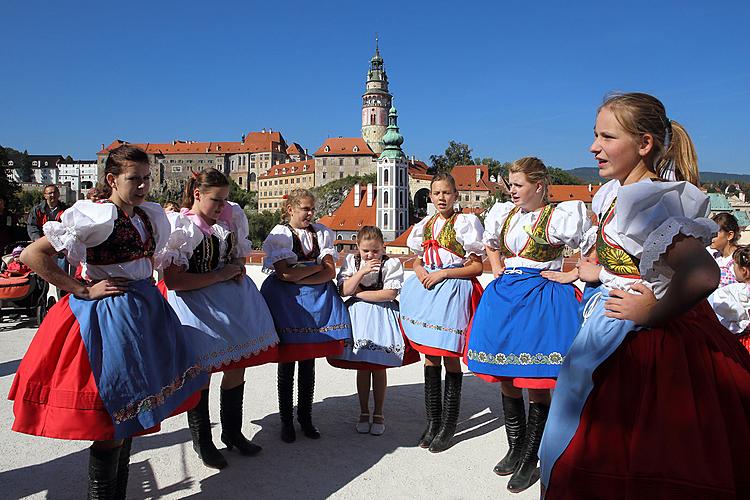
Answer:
[
  {"xmin": 384, "ymin": 191, "xmax": 389, "ymax": 207},
  {"xmin": 370, "ymin": 114, "xmax": 376, "ymax": 125},
  {"xmin": 249, "ymin": 172, "xmax": 256, "ymax": 183},
  {"xmin": 383, "ymin": 168, "xmax": 389, "ymax": 185},
  {"xmin": 383, "ymin": 212, "xmax": 389, "ymax": 229},
  {"xmin": 239, "ymin": 177, "xmax": 243, "ymax": 186}
]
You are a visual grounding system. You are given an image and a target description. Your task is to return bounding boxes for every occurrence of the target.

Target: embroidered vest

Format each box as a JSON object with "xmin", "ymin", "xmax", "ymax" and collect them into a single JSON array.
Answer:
[
  {"xmin": 286, "ymin": 224, "xmax": 320, "ymax": 262},
  {"xmin": 498, "ymin": 204, "xmax": 564, "ymax": 262},
  {"xmin": 86, "ymin": 202, "xmax": 155, "ymax": 265},
  {"xmin": 187, "ymin": 231, "xmax": 236, "ymax": 274},
  {"xmin": 353, "ymin": 254, "xmax": 389, "ymax": 291},
  {"xmin": 423, "ymin": 213, "xmax": 465, "ymax": 258},
  {"xmin": 596, "ymin": 198, "xmax": 640, "ymax": 278}
]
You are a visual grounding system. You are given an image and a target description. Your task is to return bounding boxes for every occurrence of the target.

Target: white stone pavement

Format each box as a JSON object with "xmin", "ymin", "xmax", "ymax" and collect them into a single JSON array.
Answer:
[{"xmin": 0, "ymin": 268, "xmax": 540, "ymax": 499}]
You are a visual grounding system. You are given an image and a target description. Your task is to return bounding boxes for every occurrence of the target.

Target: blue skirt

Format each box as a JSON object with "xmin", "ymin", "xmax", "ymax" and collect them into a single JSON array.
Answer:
[
  {"xmin": 68, "ymin": 279, "xmax": 209, "ymax": 439},
  {"xmin": 399, "ymin": 267, "xmax": 474, "ymax": 355},
  {"xmin": 466, "ymin": 268, "xmax": 580, "ymax": 380},
  {"xmin": 167, "ymin": 276, "xmax": 279, "ymax": 371},
  {"xmin": 260, "ymin": 275, "xmax": 351, "ymax": 361}
]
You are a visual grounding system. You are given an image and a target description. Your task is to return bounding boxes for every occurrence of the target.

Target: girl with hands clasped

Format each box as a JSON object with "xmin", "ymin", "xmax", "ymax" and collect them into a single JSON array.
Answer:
[
  {"xmin": 464, "ymin": 157, "xmax": 592, "ymax": 493},
  {"xmin": 328, "ymin": 226, "xmax": 418, "ymax": 436},
  {"xmin": 161, "ymin": 168, "xmax": 279, "ymax": 470},
  {"xmin": 260, "ymin": 189, "xmax": 352, "ymax": 443},
  {"xmin": 8, "ymin": 145, "xmax": 208, "ymax": 498},
  {"xmin": 540, "ymin": 93, "xmax": 750, "ymax": 500},
  {"xmin": 399, "ymin": 173, "xmax": 485, "ymax": 453}
]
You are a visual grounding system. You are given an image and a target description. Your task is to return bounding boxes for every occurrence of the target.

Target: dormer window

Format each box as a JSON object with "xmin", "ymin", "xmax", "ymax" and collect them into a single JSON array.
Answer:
[
  {"xmin": 274, "ymin": 169, "xmax": 279, "ymax": 175},
  {"xmin": 353, "ymin": 146, "xmax": 359, "ymax": 153},
  {"xmin": 303, "ymin": 165, "xmax": 308, "ymax": 172},
  {"xmin": 324, "ymin": 145, "xmax": 330, "ymax": 152}
]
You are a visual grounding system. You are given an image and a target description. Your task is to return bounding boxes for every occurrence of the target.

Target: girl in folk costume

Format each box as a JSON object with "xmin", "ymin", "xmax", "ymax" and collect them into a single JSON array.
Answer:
[
  {"xmin": 709, "ymin": 245, "xmax": 750, "ymax": 353},
  {"xmin": 328, "ymin": 226, "xmax": 418, "ymax": 436},
  {"xmin": 709, "ymin": 212, "xmax": 741, "ymax": 286},
  {"xmin": 8, "ymin": 145, "xmax": 208, "ymax": 499},
  {"xmin": 540, "ymin": 93, "xmax": 750, "ymax": 499},
  {"xmin": 465, "ymin": 157, "xmax": 592, "ymax": 493},
  {"xmin": 161, "ymin": 168, "xmax": 279, "ymax": 469},
  {"xmin": 260, "ymin": 189, "xmax": 352, "ymax": 443},
  {"xmin": 400, "ymin": 173, "xmax": 485, "ymax": 453}
]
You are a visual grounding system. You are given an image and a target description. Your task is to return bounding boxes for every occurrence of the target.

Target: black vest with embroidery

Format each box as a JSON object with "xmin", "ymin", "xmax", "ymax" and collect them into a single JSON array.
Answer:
[
  {"xmin": 187, "ymin": 230, "xmax": 237, "ymax": 274},
  {"xmin": 86, "ymin": 202, "xmax": 155, "ymax": 265},
  {"xmin": 287, "ymin": 224, "xmax": 320, "ymax": 262},
  {"xmin": 354, "ymin": 254, "xmax": 390, "ymax": 291}
]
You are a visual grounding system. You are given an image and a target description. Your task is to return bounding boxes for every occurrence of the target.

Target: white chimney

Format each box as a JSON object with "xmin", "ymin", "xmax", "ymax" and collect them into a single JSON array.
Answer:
[
  {"xmin": 100, "ymin": 143, "xmax": 104, "ymax": 150},
  {"xmin": 354, "ymin": 183, "xmax": 361, "ymax": 207},
  {"xmin": 366, "ymin": 183, "xmax": 373, "ymax": 207},
  {"xmin": 476, "ymin": 168, "xmax": 481, "ymax": 182},
  {"xmin": 588, "ymin": 183, "xmax": 592, "ymax": 192}
]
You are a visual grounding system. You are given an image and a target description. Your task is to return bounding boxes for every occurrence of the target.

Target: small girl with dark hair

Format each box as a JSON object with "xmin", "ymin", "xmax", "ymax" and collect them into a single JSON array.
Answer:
[
  {"xmin": 260, "ymin": 189, "xmax": 352, "ymax": 443},
  {"xmin": 709, "ymin": 212, "xmax": 741, "ymax": 286},
  {"xmin": 161, "ymin": 168, "xmax": 279, "ymax": 469},
  {"xmin": 709, "ymin": 245, "xmax": 750, "ymax": 353},
  {"xmin": 9, "ymin": 144, "xmax": 208, "ymax": 498},
  {"xmin": 328, "ymin": 226, "xmax": 418, "ymax": 435}
]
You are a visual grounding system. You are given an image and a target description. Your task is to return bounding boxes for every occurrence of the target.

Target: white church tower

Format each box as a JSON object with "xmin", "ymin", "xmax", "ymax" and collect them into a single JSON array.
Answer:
[{"xmin": 377, "ymin": 106, "xmax": 409, "ymax": 241}]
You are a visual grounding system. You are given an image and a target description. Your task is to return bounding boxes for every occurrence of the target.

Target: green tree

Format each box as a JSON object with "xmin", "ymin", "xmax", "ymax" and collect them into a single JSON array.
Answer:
[
  {"xmin": 548, "ymin": 167, "xmax": 584, "ymax": 185},
  {"xmin": 19, "ymin": 150, "xmax": 33, "ymax": 182},
  {"xmin": 429, "ymin": 141, "xmax": 473, "ymax": 174},
  {"xmin": 246, "ymin": 208, "xmax": 281, "ymax": 249},
  {"xmin": 16, "ymin": 188, "xmax": 44, "ymax": 213},
  {"xmin": 0, "ymin": 146, "xmax": 21, "ymax": 206},
  {"xmin": 229, "ymin": 180, "xmax": 257, "ymax": 208},
  {"xmin": 312, "ymin": 173, "xmax": 377, "ymax": 217}
]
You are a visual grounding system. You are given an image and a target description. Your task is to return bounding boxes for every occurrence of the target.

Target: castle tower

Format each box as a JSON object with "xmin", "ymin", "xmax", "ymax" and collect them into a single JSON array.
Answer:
[
  {"xmin": 361, "ymin": 37, "xmax": 392, "ymax": 156},
  {"xmin": 377, "ymin": 106, "xmax": 409, "ymax": 241}
]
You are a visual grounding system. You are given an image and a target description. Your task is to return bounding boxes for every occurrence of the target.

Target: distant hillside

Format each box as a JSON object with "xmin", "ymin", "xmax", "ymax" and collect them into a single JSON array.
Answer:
[{"xmin": 567, "ymin": 167, "xmax": 750, "ymax": 184}]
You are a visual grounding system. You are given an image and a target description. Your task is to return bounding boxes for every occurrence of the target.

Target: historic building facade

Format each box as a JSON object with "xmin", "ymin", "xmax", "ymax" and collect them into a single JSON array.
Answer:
[
  {"xmin": 361, "ymin": 40, "xmax": 392, "ymax": 156},
  {"xmin": 258, "ymin": 159, "xmax": 315, "ymax": 211}
]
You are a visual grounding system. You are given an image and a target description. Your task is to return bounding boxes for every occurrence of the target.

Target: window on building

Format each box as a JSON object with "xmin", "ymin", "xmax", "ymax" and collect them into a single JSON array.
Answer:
[
  {"xmin": 172, "ymin": 165, "xmax": 183, "ymax": 173},
  {"xmin": 322, "ymin": 171, "xmax": 327, "ymax": 179},
  {"xmin": 239, "ymin": 177, "xmax": 243, "ymax": 186},
  {"xmin": 383, "ymin": 212, "xmax": 388, "ymax": 229},
  {"xmin": 322, "ymin": 158, "xmax": 327, "ymax": 166},
  {"xmin": 249, "ymin": 172, "xmax": 256, "ymax": 183},
  {"xmin": 476, "ymin": 195, "xmax": 480, "ymax": 201},
  {"xmin": 339, "ymin": 158, "xmax": 344, "ymax": 166},
  {"xmin": 324, "ymin": 146, "xmax": 330, "ymax": 152},
  {"xmin": 384, "ymin": 191, "xmax": 389, "ymax": 207},
  {"xmin": 353, "ymin": 146, "xmax": 359, "ymax": 153},
  {"xmin": 355, "ymin": 158, "xmax": 359, "ymax": 166}
]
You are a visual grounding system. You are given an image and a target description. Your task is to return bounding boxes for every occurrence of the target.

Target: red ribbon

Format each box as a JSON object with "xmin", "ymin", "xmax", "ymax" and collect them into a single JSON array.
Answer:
[{"xmin": 421, "ymin": 239, "xmax": 443, "ymax": 268}]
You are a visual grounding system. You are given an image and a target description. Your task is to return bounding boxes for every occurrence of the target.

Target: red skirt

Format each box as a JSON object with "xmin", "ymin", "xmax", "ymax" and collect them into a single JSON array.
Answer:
[
  {"xmin": 546, "ymin": 300, "xmax": 750, "ymax": 499},
  {"xmin": 277, "ymin": 341, "xmax": 345, "ymax": 364},
  {"xmin": 7, "ymin": 296, "xmax": 199, "ymax": 441}
]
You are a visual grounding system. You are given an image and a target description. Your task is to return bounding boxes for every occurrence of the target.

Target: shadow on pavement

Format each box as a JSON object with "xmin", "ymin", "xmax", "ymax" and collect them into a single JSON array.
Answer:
[{"xmin": 0, "ymin": 358, "xmax": 21, "ymax": 377}]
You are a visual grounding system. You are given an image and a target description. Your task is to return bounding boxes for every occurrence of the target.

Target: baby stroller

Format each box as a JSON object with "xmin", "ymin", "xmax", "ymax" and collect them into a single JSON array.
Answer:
[{"xmin": 0, "ymin": 242, "xmax": 54, "ymax": 326}]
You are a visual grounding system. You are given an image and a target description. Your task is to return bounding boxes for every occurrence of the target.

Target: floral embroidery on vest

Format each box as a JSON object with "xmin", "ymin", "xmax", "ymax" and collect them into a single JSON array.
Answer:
[
  {"xmin": 86, "ymin": 202, "xmax": 155, "ymax": 265},
  {"xmin": 596, "ymin": 198, "xmax": 640, "ymax": 278},
  {"xmin": 498, "ymin": 204, "xmax": 564, "ymax": 262},
  {"xmin": 421, "ymin": 213, "xmax": 464, "ymax": 267}
]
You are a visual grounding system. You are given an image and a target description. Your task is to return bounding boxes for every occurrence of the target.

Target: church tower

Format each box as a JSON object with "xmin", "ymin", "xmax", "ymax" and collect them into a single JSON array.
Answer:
[
  {"xmin": 377, "ymin": 106, "xmax": 409, "ymax": 241},
  {"xmin": 361, "ymin": 38, "xmax": 392, "ymax": 156}
]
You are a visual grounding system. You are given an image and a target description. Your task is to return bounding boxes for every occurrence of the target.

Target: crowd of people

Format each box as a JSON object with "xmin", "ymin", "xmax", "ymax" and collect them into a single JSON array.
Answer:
[{"xmin": 6, "ymin": 92, "xmax": 750, "ymax": 499}]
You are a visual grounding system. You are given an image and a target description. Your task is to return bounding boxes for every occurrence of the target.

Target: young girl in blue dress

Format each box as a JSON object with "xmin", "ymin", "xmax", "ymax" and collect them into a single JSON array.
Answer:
[
  {"xmin": 400, "ymin": 173, "xmax": 485, "ymax": 453},
  {"xmin": 8, "ymin": 145, "xmax": 208, "ymax": 499},
  {"xmin": 161, "ymin": 168, "xmax": 279, "ymax": 469},
  {"xmin": 329, "ymin": 226, "xmax": 417, "ymax": 435},
  {"xmin": 260, "ymin": 189, "xmax": 352, "ymax": 443},
  {"xmin": 465, "ymin": 157, "xmax": 591, "ymax": 492}
]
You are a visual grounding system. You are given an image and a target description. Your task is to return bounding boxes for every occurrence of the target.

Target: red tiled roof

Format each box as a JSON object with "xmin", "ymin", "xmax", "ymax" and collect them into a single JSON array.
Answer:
[
  {"xmin": 97, "ymin": 130, "xmax": 288, "ymax": 156},
  {"xmin": 259, "ymin": 159, "xmax": 314, "ymax": 179},
  {"xmin": 547, "ymin": 184, "xmax": 601, "ymax": 203},
  {"xmin": 408, "ymin": 159, "xmax": 432, "ymax": 181},
  {"xmin": 387, "ymin": 225, "xmax": 413, "ymax": 247},
  {"xmin": 451, "ymin": 165, "xmax": 502, "ymax": 192},
  {"xmin": 318, "ymin": 184, "xmax": 377, "ymax": 231},
  {"xmin": 286, "ymin": 142, "xmax": 305, "ymax": 155},
  {"xmin": 314, "ymin": 138, "xmax": 376, "ymax": 157}
]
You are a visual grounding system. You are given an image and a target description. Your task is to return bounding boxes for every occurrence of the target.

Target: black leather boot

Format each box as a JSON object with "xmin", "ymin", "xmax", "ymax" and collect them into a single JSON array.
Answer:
[
  {"xmin": 220, "ymin": 382, "xmax": 262, "ymax": 456},
  {"xmin": 278, "ymin": 362, "xmax": 296, "ymax": 443},
  {"xmin": 429, "ymin": 371, "xmax": 463, "ymax": 453},
  {"xmin": 297, "ymin": 359, "xmax": 320, "ymax": 439},
  {"xmin": 88, "ymin": 444, "xmax": 121, "ymax": 499},
  {"xmin": 114, "ymin": 438, "xmax": 132, "ymax": 500},
  {"xmin": 187, "ymin": 389, "xmax": 228, "ymax": 469},
  {"xmin": 494, "ymin": 395, "xmax": 526, "ymax": 476},
  {"xmin": 507, "ymin": 402, "xmax": 549, "ymax": 493},
  {"xmin": 418, "ymin": 365, "xmax": 442, "ymax": 448}
]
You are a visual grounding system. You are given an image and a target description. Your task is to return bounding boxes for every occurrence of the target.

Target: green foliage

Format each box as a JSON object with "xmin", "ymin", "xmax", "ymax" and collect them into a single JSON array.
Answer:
[
  {"xmin": 19, "ymin": 150, "xmax": 33, "ymax": 182},
  {"xmin": 0, "ymin": 146, "xmax": 21, "ymax": 207},
  {"xmin": 245, "ymin": 208, "xmax": 280, "ymax": 249},
  {"xmin": 548, "ymin": 167, "xmax": 584, "ymax": 185},
  {"xmin": 16, "ymin": 189, "xmax": 44, "ymax": 213},
  {"xmin": 429, "ymin": 141, "xmax": 473, "ymax": 174},
  {"xmin": 229, "ymin": 180, "xmax": 257, "ymax": 208},
  {"xmin": 147, "ymin": 182, "xmax": 184, "ymax": 206},
  {"xmin": 312, "ymin": 173, "xmax": 377, "ymax": 217}
]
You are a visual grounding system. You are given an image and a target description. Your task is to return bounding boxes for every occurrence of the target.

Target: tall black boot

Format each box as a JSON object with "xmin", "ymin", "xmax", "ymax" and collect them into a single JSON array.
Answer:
[
  {"xmin": 114, "ymin": 438, "xmax": 132, "ymax": 500},
  {"xmin": 278, "ymin": 362, "xmax": 296, "ymax": 443},
  {"xmin": 494, "ymin": 395, "xmax": 526, "ymax": 476},
  {"xmin": 297, "ymin": 359, "xmax": 320, "ymax": 439},
  {"xmin": 88, "ymin": 445, "xmax": 121, "ymax": 499},
  {"xmin": 507, "ymin": 402, "xmax": 549, "ymax": 493},
  {"xmin": 418, "ymin": 365, "xmax": 443, "ymax": 448},
  {"xmin": 429, "ymin": 371, "xmax": 463, "ymax": 453},
  {"xmin": 220, "ymin": 382, "xmax": 262, "ymax": 456},
  {"xmin": 186, "ymin": 389, "xmax": 228, "ymax": 469}
]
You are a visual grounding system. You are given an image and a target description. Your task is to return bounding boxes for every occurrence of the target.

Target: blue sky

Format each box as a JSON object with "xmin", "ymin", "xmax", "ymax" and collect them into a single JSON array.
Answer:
[{"xmin": 1, "ymin": 0, "xmax": 748, "ymax": 172}]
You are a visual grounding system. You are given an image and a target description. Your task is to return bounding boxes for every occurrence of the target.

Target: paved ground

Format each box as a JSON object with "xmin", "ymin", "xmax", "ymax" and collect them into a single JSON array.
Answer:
[{"xmin": 0, "ymin": 316, "xmax": 540, "ymax": 500}]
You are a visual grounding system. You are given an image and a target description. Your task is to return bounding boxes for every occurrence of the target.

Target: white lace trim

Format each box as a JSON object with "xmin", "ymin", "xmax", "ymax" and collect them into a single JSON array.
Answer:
[
  {"xmin": 580, "ymin": 226, "xmax": 598, "ymax": 256},
  {"xmin": 639, "ymin": 217, "xmax": 715, "ymax": 281},
  {"xmin": 43, "ymin": 221, "xmax": 86, "ymax": 265},
  {"xmin": 383, "ymin": 280, "xmax": 403, "ymax": 290}
]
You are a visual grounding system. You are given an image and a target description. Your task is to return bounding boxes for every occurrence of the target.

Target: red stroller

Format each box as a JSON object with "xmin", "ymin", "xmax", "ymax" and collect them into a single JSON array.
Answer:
[{"xmin": 0, "ymin": 242, "xmax": 54, "ymax": 326}]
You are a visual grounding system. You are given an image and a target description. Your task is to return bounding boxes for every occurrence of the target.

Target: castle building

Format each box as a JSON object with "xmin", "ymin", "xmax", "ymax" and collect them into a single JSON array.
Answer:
[
  {"xmin": 258, "ymin": 159, "xmax": 315, "ymax": 211},
  {"xmin": 313, "ymin": 137, "xmax": 378, "ymax": 186},
  {"xmin": 361, "ymin": 39, "xmax": 392, "ymax": 156}
]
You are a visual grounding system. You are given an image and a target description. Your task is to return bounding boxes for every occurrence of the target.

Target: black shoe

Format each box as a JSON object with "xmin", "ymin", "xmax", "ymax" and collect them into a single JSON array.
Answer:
[
  {"xmin": 297, "ymin": 359, "xmax": 321, "ymax": 439},
  {"xmin": 429, "ymin": 371, "xmax": 463, "ymax": 453},
  {"xmin": 88, "ymin": 445, "xmax": 121, "ymax": 499},
  {"xmin": 220, "ymin": 383, "xmax": 262, "ymax": 456},
  {"xmin": 507, "ymin": 402, "xmax": 549, "ymax": 493},
  {"xmin": 278, "ymin": 362, "xmax": 296, "ymax": 443},
  {"xmin": 419, "ymin": 365, "xmax": 443, "ymax": 448},
  {"xmin": 114, "ymin": 438, "xmax": 132, "ymax": 500},
  {"xmin": 187, "ymin": 389, "xmax": 228, "ymax": 469},
  {"xmin": 494, "ymin": 395, "xmax": 526, "ymax": 476}
]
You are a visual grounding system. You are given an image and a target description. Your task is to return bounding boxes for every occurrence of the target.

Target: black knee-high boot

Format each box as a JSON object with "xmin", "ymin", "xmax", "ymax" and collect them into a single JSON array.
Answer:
[
  {"xmin": 429, "ymin": 370, "xmax": 463, "ymax": 453},
  {"xmin": 419, "ymin": 365, "xmax": 443, "ymax": 448},
  {"xmin": 494, "ymin": 395, "xmax": 526, "ymax": 475},
  {"xmin": 220, "ymin": 382, "xmax": 262, "ymax": 456},
  {"xmin": 114, "ymin": 438, "xmax": 132, "ymax": 500},
  {"xmin": 187, "ymin": 389, "xmax": 228, "ymax": 469},
  {"xmin": 297, "ymin": 359, "xmax": 320, "ymax": 439},
  {"xmin": 88, "ymin": 445, "xmax": 121, "ymax": 499},
  {"xmin": 278, "ymin": 362, "xmax": 296, "ymax": 443},
  {"xmin": 507, "ymin": 402, "xmax": 549, "ymax": 492}
]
